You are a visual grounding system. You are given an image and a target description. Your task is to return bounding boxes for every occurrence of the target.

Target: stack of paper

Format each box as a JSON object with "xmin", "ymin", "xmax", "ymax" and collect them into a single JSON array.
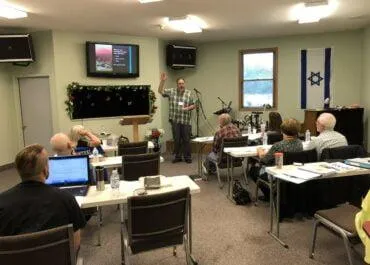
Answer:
[{"xmin": 298, "ymin": 163, "xmax": 337, "ymax": 177}]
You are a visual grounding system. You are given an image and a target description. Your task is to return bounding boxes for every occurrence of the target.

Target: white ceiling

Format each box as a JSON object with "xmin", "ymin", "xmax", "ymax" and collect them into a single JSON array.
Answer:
[{"xmin": 0, "ymin": 0, "xmax": 369, "ymax": 43}]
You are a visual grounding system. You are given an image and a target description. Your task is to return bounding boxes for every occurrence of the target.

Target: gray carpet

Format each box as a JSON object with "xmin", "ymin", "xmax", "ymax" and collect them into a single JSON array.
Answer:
[{"xmin": 0, "ymin": 155, "xmax": 366, "ymax": 265}]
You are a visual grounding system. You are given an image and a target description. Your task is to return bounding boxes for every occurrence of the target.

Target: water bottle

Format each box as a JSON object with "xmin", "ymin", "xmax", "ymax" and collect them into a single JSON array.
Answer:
[
  {"xmin": 110, "ymin": 169, "xmax": 120, "ymax": 194},
  {"xmin": 92, "ymin": 147, "xmax": 99, "ymax": 162},
  {"xmin": 305, "ymin": 129, "xmax": 311, "ymax": 142},
  {"xmin": 262, "ymin": 133, "xmax": 268, "ymax": 145},
  {"xmin": 247, "ymin": 124, "xmax": 252, "ymax": 134}
]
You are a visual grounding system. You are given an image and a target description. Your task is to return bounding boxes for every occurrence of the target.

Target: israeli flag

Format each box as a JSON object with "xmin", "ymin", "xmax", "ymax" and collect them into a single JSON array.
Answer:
[{"xmin": 300, "ymin": 48, "xmax": 332, "ymax": 109}]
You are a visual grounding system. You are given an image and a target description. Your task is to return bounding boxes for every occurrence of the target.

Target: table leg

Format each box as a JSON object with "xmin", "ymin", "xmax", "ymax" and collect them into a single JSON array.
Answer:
[
  {"xmin": 97, "ymin": 206, "xmax": 102, "ymax": 246},
  {"xmin": 189, "ymin": 196, "xmax": 198, "ymax": 265},
  {"xmin": 120, "ymin": 203, "xmax": 125, "ymax": 265},
  {"xmin": 268, "ymin": 176, "xmax": 288, "ymax": 248}
]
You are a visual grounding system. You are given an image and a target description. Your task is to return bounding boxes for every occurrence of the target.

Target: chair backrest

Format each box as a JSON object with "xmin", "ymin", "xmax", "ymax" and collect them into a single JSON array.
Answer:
[
  {"xmin": 118, "ymin": 141, "xmax": 148, "ymax": 155},
  {"xmin": 267, "ymin": 131, "xmax": 283, "ymax": 145},
  {"xmin": 320, "ymin": 145, "xmax": 367, "ymax": 161},
  {"xmin": 127, "ymin": 188, "xmax": 189, "ymax": 254},
  {"xmin": 0, "ymin": 224, "xmax": 75, "ymax": 265},
  {"xmin": 122, "ymin": 152, "xmax": 160, "ymax": 181},
  {"xmin": 283, "ymin": 149, "xmax": 318, "ymax": 165},
  {"xmin": 217, "ymin": 136, "xmax": 249, "ymax": 166}
]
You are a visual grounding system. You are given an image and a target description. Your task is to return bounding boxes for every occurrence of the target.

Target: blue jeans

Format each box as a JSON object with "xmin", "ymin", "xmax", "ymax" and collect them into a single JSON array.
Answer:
[{"xmin": 204, "ymin": 151, "xmax": 218, "ymax": 173}]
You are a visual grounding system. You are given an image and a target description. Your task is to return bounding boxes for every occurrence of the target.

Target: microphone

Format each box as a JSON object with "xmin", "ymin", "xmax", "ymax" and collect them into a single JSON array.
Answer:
[
  {"xmin": 193, "ymin": 88, "xmax": 201, "ymax": 94},
  {"xmin": 217, "ymin": 97, "xmax": 227, "ymax": 105}
]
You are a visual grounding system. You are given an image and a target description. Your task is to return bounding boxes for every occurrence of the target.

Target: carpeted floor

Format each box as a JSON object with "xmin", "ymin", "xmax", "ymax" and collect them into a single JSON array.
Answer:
[{"xmin": 0, "ymin": 155, "xmax": 366, "ymax": 265}]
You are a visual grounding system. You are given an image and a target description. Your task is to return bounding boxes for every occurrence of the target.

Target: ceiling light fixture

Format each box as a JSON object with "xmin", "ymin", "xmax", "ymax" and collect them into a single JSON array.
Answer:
[
  {"xmin": 292, "ymin": 0, "xmax": 337, "ymax": 24},
  {"xmin": 164, "ymin": 15, "xmax": 204, "ymax": 34},
  {"xmin": 138, "ymin": 0, "xmax": 162, "ymax": 3},
  {"xmin": 0, "ymin": 2, "xmax": 27, "ymax": 19}
]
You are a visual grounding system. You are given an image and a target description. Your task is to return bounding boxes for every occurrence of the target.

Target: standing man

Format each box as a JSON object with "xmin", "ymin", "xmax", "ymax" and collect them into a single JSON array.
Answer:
[
  {"xmin": 158, "ymin": 73, "xmax": 196, "ymax": 163},
  {"xmin": 306, "ymin": 112, "xmax": 348, "ymax": 158}
]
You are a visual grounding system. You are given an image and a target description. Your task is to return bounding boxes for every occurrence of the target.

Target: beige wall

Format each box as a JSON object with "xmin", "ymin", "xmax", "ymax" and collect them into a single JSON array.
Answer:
[
  {"xmin": 52, "ymin": 31, "xmax": 162, "ymax": 141},
  {"xmin": 0, "ymin": 31, "xmax": 56, "ymax": 166},
  {"xmin": 181, "ymin": 30, "xmax": 364, "ymax": 136},
  {"xmin": 0, "ymin": 64, "xmax": 18, "ymax": 165},
  {"xmin": 362, "ymin": 26, "xmax": 370, "ymax": 150}
]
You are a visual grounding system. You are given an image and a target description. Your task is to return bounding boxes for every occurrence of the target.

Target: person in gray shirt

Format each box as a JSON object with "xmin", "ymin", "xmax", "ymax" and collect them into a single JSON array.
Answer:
[{"xmin": 306, "ymin": 112, "xmax": 348, "ymax": 158}]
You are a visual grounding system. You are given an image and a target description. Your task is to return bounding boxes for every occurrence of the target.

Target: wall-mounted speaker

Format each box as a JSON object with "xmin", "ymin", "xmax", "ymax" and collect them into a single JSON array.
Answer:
[
  {"xmin": 0, "ymin": 34, "xmax": 35, "ymax": 63},
  {"xmin": 166, "ymin": 44, "xmax": 196, "ymax": 69}
]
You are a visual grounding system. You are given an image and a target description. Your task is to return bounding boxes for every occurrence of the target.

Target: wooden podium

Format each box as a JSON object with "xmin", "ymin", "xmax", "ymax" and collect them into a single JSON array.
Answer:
[{"xmin": 119, "ymin": 115, "xmax": 151, "ymax": 142}]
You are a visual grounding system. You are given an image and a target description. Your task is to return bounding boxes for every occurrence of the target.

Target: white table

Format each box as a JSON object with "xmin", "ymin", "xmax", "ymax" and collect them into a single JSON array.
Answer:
[
  {"xmin": 77, "ymin": 175, "xmax": 200, "ymax": 264},
  {"xmin": 265, "ymin": 162, "xmax": 370, "ymax": 248},
  {"xmin": 91, "ymin": 155, "xmax": 164, "ymax": 169},
  {"xmin": 191, "ymin": 133, "xmax": 262, "ymax": 179}
]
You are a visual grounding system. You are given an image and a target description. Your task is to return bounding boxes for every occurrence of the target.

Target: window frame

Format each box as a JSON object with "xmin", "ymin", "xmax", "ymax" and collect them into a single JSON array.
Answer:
[{"xmin": 239, "ymin": 47, "xmax": 278, "ymax": 111}]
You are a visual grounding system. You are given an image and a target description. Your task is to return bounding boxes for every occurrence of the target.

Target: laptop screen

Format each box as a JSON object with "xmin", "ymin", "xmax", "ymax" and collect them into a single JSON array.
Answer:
[{"xmin": 46, "ymin": 155, "xmax": 90, "ymax": 186}]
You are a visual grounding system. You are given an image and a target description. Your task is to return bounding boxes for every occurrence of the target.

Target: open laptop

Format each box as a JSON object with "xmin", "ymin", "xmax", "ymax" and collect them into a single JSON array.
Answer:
[{"xmin": 46, "ymin": 155, "xmax": 90, "ymax": 196}]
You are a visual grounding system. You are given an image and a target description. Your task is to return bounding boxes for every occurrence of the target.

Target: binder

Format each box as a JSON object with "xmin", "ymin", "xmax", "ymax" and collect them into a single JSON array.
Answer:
[{"xmin": 344, "ymin": 158, "xmax": 370, "ymax": 169}]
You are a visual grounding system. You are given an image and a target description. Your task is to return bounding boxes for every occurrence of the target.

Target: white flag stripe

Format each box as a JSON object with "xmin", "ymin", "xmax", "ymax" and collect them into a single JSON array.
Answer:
[{"xmin": 306, "ymin": 48, "xmax": 325, "ymax": 109}]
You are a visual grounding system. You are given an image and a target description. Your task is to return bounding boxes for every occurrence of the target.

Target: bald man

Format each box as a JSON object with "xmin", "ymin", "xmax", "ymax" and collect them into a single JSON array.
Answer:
[
  {"xmin": 50, "ymin": 133, "xmax": 74, "ymax": 156},
  {"xmin": 203, "ymin": 113, "xmax": 241, "ymax": 175},
  {"xmin": 306, "ymin": 112, "xmax": 348, "ymax": 158}
]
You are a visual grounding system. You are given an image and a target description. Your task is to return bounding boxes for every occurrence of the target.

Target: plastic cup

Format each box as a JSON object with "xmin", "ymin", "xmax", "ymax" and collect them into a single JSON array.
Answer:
[{"xmin": 274, "ymin": 152, "xmax": 283, "ymax": 169}]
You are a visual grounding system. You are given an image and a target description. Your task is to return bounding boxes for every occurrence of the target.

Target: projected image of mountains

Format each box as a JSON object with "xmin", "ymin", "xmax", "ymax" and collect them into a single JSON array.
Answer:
[{"xmin": 95, "ymin": 44, "xmax": 113, "ymax": 72}]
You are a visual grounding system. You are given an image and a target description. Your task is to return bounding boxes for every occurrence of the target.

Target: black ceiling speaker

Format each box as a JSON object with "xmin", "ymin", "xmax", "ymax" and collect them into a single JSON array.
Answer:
[
  {"xmin": 0, "ymin": 34, "xmax": 35, "ymax": 63},
  {"xmin": 166, "ymin": 44, "xmax": 196, "ymax": 69}
]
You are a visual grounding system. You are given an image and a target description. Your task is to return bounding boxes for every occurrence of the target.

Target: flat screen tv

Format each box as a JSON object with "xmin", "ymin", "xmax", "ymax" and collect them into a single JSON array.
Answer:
[{"xmin": 86, "ymin": 41, "xmax": 139, "ymax": 78}]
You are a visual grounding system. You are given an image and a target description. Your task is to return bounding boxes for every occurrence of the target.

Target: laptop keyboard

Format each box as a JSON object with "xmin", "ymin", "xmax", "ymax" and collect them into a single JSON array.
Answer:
[{"xmin": 63, "ymin": 186, "xmax": 88, "ymax": 197}]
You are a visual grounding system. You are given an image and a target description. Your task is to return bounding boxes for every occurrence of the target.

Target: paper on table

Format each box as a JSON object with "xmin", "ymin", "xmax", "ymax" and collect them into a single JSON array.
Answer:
[
  {"xmin": 275, "ymin": 173, "xmax": 308, "ymax": 184},
  {"xmin": 283, "ymin": 168, "xmax": 321, "ymax": 180},
  {"xmin": 298, "ymin": 163, "xmax": 336, "ymax": 176}
]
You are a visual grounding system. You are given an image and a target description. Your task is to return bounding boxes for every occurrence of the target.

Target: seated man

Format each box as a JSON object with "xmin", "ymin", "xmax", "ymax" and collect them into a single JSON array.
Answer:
[
  {"xmin": 50, "ymin": 132, "xmax": 74, "ymax": 156},
  {"xmin": 203, "ymin": 113, "xmax": 241, "ymax": 174},
  {"xmin": 0, "ymin": 144, "xmax": 86, "ymax": 252},
  {"xmin": 306, "ymin": 112, "xmax": 348, "ymax": 158}
]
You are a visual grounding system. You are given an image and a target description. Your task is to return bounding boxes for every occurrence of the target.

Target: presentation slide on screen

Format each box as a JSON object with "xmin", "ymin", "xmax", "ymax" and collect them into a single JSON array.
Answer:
[{"xmin": 95, "ymin": 44, "xmax": 134, "ymax": 73}]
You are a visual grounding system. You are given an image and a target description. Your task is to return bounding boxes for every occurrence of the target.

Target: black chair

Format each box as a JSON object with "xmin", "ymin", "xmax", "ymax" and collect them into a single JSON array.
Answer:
[
  {"xmin": 0, "ymin": 224, "xmax": 82, "ymax": 265},
  {"xmin": 209, "ymin": 136, "xmax": 249, "ymax": 189},
  {"xmin": 123, "ymin": 188, "xmax": 192, "ymax": 265},
  {"xmin": 267, "ymin": 131, "xmax": 283, "ymax": 145},
  {"xmin": 121, "ymin": 152, "xmax": 160, "ymax": 181},
  {"xmin": 118, "ymin": 141, "xmax": 148, "ymax": 155},
  {"xmin": 309, "ymin": 204, "xmax": 361, "ymax": 265},
  {"xmin": 320, "ymin": 144, "xmax": 366, "ymax": 161},
  {"xmin": 319, "ymin": 144, "xmax": 369, "ymax": 209}
]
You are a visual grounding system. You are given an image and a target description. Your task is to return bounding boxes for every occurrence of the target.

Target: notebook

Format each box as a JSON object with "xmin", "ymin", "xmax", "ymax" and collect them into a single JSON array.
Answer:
[{"xmin": 46, "ymin": 155, "xmax": 90, "ymax": 196}]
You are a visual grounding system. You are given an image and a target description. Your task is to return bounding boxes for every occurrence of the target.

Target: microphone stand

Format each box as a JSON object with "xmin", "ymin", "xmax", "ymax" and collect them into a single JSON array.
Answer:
[{"xmin": 194, "ymin": 91, "xmax": 201, "ymax": 137}]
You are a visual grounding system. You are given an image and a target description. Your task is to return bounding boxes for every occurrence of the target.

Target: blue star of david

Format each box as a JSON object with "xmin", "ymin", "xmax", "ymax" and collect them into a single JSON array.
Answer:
[{"xmin": 307, "ymin": 71, "xmax": 323, "ymax": 86}]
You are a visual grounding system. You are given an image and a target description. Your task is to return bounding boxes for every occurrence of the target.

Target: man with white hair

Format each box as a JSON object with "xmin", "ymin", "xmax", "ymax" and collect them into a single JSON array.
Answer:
[
  {"xmin": 203, "ymin": 113, "xmax": 241, "ymax": 175},
  {"xmin": 306, "ymin": 112, "xmax": 348, "ymax": 157}
]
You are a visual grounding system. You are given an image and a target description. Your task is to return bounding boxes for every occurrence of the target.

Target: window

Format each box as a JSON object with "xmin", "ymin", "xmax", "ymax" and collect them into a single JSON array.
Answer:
[{"xmin": 239, "ymin": 48, "xmax": 278, "ymax": 110}]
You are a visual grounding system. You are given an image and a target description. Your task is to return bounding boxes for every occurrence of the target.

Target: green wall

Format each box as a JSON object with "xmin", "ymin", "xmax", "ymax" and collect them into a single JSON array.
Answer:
[
  {"xmin": 182, "ymin": 30, "xmax": 364, "ymax": 137},
  {"xmin": 1, "ymin": 28, "xmax": 369, "ymax": 166}
]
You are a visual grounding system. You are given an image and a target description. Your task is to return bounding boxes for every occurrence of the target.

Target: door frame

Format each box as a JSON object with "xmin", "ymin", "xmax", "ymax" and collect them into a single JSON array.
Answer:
[{"xmin": 13, "ymin": 74, "xmax": 56, "ymax": 150}]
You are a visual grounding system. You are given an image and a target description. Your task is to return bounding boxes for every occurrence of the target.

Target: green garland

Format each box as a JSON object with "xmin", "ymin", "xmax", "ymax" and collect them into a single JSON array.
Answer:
[{"xmin": 65, "ymin": 82, "xmax": 157, "ymax": 120}]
